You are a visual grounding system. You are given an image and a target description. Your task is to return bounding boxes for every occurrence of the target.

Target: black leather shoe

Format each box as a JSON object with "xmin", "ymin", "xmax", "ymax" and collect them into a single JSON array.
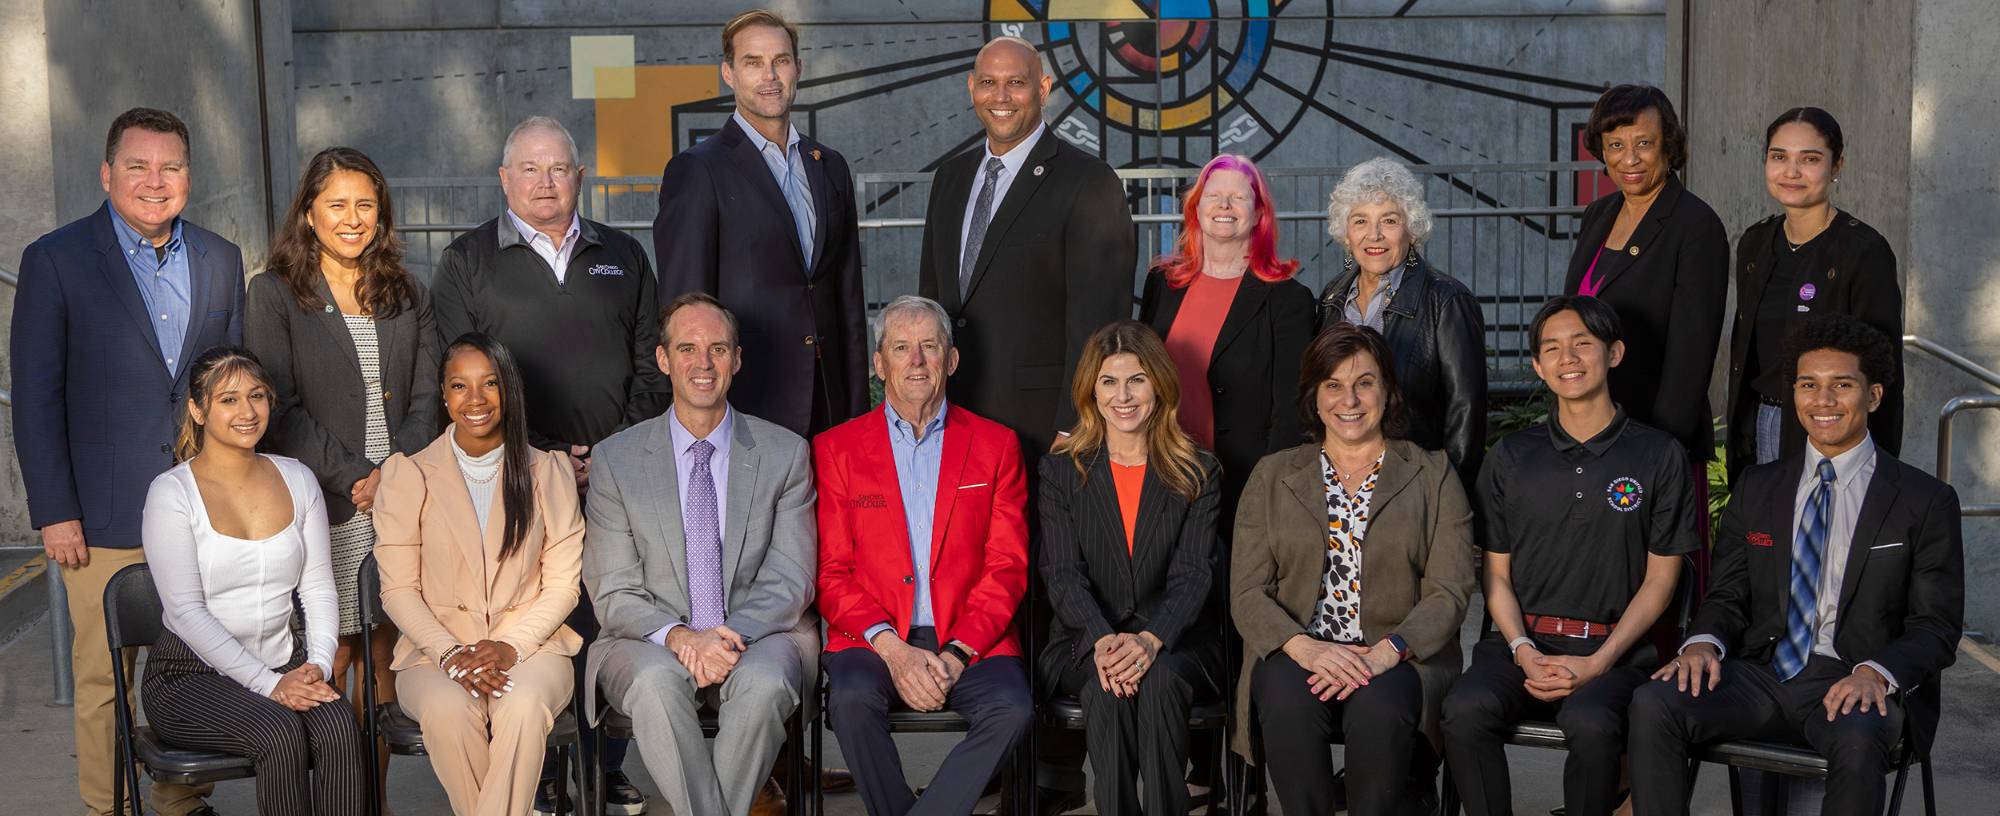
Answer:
[
  {"xmin": 532, "ymin": 778, "xmax": 572, "ymax": 816},
  {"xmin": 602, "ymin": 770, "xmax": 648, "ymax": 815}
]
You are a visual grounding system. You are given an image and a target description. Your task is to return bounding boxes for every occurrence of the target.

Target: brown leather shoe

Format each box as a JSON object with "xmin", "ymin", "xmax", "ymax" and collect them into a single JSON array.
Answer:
[
  {"xmin": 819, "ymin": 766, "xmax": 856, "ymax": 794},
  {"xmin": 751, "ymin": 777, "xmax": 788, "ymax": 816}
]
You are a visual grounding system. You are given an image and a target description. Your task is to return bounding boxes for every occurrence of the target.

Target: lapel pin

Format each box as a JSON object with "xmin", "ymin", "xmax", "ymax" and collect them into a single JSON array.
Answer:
[
  {"xmin": 1033, "ymin": 165, "xmax": 1045, "ymax": 177},
  {"xmin": 810, "ymin": 148, "xmax": 821, "ymax": 161},
  {"xmin": 1799, "ymin": 283, "xmax": 1818, "ymax": 302},
  {"xmin": 1828, "ymin": 267, "xmax": 1838, "ymax": 279},
  {"xmin": 1627, "ymin": 245, "xmax": 1640, "ymax": 256},
  {"xmin": 324, "ymin": 304, "xmax": 336, "ymax": 314}
]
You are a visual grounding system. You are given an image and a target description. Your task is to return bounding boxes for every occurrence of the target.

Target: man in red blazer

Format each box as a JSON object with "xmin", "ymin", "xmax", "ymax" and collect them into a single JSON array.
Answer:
[{"xmin": 815, "ymin": 295, "xmax": 1034, "ymax": 816}]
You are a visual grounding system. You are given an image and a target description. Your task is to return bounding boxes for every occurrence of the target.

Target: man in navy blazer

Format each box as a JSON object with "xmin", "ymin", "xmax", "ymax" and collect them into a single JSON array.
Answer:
[
  {"xmin": 653, "ymin": 9, "xmax": 868, "ymax": 440},
  {"xmin": 10, "ymin": 107, "xmax": 241, "ymax": 816}
]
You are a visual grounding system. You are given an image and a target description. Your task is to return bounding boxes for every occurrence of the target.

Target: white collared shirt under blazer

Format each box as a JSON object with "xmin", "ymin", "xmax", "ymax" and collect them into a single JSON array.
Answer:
[{"xmin": 141, "ymin": 455, "xmax": 338, "ymax": 697}]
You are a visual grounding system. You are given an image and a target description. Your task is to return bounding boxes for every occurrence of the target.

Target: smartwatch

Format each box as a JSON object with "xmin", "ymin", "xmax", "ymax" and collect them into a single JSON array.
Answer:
[
  {"xmin": 1385, "ymin": 633, "xmax": 1412, "ymax": 662},
  {"xmin": 941, "ymin": 643, "xmax": 975, "ymax": 666}
]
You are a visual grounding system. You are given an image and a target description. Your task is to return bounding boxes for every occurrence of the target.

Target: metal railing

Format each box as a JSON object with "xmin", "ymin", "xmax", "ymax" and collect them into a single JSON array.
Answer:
[
  {"xmin": 392, "ymin": 161, "xmax": 1597, "ymax": 383},
  {"xmin": 0, "ymin": 267, "xmax": 68, "ymax": 704},
  {"xmin": 1907, "ymin": 334, "xmax": 2000, "ymax": 516}
]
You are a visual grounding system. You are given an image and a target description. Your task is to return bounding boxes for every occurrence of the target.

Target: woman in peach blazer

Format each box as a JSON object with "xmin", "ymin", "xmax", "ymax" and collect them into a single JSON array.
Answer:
[{"xmin": 373, "ymin": 334, "xmax": 583, "ymax": 816}]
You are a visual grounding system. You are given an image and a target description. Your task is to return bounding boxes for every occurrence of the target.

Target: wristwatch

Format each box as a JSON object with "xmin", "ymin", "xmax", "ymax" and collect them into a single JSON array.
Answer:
[
  {"xmin": 940, "ymin": 643, "xmax": 976, "ymax": 666},
  {"xmin": 1385, "ymin": 633, "xmax": 1412, "ymax": 662}
]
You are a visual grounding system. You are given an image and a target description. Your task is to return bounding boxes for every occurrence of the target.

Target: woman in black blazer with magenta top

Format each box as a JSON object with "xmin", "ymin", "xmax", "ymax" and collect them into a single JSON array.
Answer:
[
  {"xmin": 245, "ymin": 147, "xmax": 440, "ymax": 757},
  {"xmin": 1564, "ymin": 85, "xmax": 1730, "ymax": 468}
]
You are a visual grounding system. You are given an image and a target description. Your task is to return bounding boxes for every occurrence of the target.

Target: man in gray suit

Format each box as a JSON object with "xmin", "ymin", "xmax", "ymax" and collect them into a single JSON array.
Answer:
[{"xmin": 583, "ymin": 292, "xmax": 818, "ymax": 816}]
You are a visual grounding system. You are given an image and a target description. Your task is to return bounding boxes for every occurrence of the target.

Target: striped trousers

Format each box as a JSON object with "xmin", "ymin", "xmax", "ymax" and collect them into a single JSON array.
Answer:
[{"xmin": 143, "ymin": 631, "xmax": 367, "ymax": 816}]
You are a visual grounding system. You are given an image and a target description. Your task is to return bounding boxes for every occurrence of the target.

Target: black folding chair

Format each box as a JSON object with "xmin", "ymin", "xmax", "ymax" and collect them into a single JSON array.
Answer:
[
  {"xmin": 812, "ymin": 665, "xmax": 1032, "ymax": 815},
  {"xmin": 588, "ymin": 681, "xmax": 810, "ymax": 815},
  {"xmin": 1688, "ymin": 696, "xmax": 1936, "ymax": 816},
  {"xmin": 357, "ymin": 553, "xmax": 583, "ymax": 816},
  {"xmin": 105, "ymin": 563, "xmax": 257, "ymax": 816}
]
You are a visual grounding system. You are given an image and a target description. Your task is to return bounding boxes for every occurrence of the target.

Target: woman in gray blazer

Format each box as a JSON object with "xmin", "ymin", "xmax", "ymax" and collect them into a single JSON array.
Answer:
[
  {"xmin": 245, "ymin": 147, "xmax": 439, "ymax": 760},
  {"xmin": 1230, "ymin": 323, "xmax": 1475, "ymax": 816}
]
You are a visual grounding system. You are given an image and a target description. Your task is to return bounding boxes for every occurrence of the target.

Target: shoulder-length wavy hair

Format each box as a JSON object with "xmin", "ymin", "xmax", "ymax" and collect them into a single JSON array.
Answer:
[
  {"xmin": 1055, "ymin": 321, "xmax": 1208, "ymax": 501},
  {"xmin": 441, "ymin": 333, "xmax": 539, "ymax": 562},
  {"xmin": 266, "ymin": 146, "xmax": 415, "ymax": 319},
  {"xmin": 1156, "ymin": 154, "xmax": 1299, "ymax": 287}
]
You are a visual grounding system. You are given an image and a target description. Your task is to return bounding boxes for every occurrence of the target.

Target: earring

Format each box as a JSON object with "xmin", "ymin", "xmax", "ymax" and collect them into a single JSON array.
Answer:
[
  {"xmin": 1406, "ymin": 245, "xmax": 1418, "ymax": 266},
  {"xmin": 1342, "ymin": 255, "xmax": 1354, "ymax": 274}
]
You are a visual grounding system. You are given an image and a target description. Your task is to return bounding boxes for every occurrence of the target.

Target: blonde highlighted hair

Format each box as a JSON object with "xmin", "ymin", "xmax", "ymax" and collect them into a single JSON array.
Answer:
[{"xmin": 1055, "ymin": 321, "xmax": 1207, "ymax": 502}]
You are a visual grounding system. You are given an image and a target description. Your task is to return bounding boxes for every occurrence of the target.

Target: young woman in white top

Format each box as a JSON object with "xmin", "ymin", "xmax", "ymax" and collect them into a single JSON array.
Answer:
[{"xmin": 140, "ymin": 345, "xmax": 367, "ymax": 816}]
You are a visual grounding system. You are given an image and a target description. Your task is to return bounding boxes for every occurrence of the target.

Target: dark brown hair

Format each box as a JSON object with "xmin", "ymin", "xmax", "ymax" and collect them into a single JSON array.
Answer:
[
  {"xmin": 1584, "ymin": 84, "xmax": 1688, "ymax": 172},
  {"xmin": 722, "ymin": 9, "xmax": 799, "ymax": 64},
  {"xmin": 266, "ymin": 147, "xmax": 415, "ymax": 320},
  {"xmin": 658, "ymin": 291, "xmax": 740, "ymax": 348},
  {"xmin": 1054, "ymin": 321, "xmax": 1208, "ymax": 502},
  {"xmin": 1296, "ymin": 324, "xmax": 1407, "ymax": 442},
  {"xmin": 104, "ymin": 107, "xmax": 190, "ymax": 166},
  {"xmin": 175, "ymin": 346, "xmax": 273, "ymax": 463},
  {"xmin": 1764, "ymin": 106, "xmax": 1845, "ymax": 165},
  {"xmin": 441, "ymin": 333, "xmax": 538, "ymax": 562}
]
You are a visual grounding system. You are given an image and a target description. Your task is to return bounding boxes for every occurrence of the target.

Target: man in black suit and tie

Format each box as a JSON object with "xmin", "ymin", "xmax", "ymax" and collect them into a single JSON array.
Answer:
[
  {"xmin": 917, "ymin": 35, "xmax": 1137, "ymax": 460},
  {"xmin": 655, "ymin": 8, "xmax": 868, "ymax": 439},
  {"xmin": 1629, "ymin": 315, "xmax": 1963, "ymax": 816},
  {"xmin": 11, "ymin": 107, "xmax": 234, "ymax": 816}
]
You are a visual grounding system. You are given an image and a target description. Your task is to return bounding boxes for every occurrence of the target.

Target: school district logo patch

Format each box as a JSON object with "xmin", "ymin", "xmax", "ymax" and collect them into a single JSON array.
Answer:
[{"xmin": 1606, "ymin": 477, "xmax": 1644, "ymax": 512}]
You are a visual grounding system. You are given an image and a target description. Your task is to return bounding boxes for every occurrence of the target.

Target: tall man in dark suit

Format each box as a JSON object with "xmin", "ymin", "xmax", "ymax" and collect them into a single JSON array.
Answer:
[
  {"xmin": 1629, "ymin": 315, "xmax": 1963, "ymax": 816},
  {"xmin": 917, "ymin": 36, "xmax": 1137, "ymax": 460},
  {"xmin": 917, "ymin": 36, "xmax": 1137, "ymax": 813},
  {"xmin": 655, "ymin": 8, "xmax": 868, "ymax": 439},
  {"xmin": 11, "ymin": 107, "xmax": 235, "ymax": 816}
]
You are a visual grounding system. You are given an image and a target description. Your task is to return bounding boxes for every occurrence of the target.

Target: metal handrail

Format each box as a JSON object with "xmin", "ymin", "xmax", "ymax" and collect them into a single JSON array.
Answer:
[{"xmin": 1906, "ymin": 335, "xmax": 2000, "ymax": 516}]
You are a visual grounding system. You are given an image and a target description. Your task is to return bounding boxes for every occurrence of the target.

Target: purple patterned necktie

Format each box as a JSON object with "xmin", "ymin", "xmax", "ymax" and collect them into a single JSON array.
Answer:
[{"xmin": 685, "ymin": 439, "xmax": 725, "ymax": 630}]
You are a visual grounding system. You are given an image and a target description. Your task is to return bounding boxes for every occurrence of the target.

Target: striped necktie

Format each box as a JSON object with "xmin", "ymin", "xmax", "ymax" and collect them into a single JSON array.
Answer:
[{"xmin": 1775, "ymin": 458, "xmax": 1837, "ymax": 681}]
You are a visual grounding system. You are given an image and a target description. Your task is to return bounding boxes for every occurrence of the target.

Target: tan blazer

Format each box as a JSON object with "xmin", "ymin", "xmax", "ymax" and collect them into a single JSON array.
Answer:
[
  {"xmin": 373, "ymin": 432, "xmax": 585, "ymax": 671},
  {"xmin": 1229, "ymin": 439, "xmax": 1476, "ymax": 758}
]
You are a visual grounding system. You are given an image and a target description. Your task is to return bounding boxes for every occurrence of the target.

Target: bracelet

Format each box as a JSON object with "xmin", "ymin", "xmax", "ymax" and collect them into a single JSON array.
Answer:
[
  {"xmin": 439, "ymin": 644, "xmax": 467, "ymax": 667},
  {"xmin": 1508, "ymin": 636, "xmax": 1535, "ymax": 659}
]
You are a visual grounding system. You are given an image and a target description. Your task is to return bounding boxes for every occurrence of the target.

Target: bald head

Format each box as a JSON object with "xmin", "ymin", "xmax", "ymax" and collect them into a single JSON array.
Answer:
[{"xmin": 968, "ymin": 36, "xmax": 1053, "ymax": 155}]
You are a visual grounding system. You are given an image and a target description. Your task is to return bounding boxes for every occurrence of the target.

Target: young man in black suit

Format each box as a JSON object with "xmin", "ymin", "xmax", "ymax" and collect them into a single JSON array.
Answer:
[
  {"xmin": 653, "ymin": 9, "xmax": 868, "ymax": 439},
  {"xmin": 917, "ymin": 35, "xmax": 1137, "ymax": 461},
  {"xmin": 1629, "ymin": 314, "xmax": 1963, "ymax": 816}
]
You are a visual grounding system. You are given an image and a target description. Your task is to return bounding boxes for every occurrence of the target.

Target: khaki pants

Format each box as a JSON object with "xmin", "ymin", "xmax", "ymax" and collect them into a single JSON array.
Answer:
[{"xmin": 63, "ymin": 546, "xmax": 212, "ymax": 816}]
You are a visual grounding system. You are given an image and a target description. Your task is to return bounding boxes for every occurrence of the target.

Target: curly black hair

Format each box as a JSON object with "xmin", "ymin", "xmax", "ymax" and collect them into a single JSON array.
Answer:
[{"xmin": 1782, "ymin": 314, "xmax": 1897, "ymax": 388}]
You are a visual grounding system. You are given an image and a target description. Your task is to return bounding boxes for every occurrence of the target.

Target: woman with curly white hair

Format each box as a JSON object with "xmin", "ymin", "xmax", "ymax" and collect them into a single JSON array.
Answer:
[{"xmin": 1316, "ymin": 157, "xmax": 1488, "ymax": 483}]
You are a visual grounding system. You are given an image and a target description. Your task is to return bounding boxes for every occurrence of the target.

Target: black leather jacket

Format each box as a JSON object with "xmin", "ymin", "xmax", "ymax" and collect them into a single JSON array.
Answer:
[{"xmin": 1316, "ymin": 254, "xmax": 1488, "ymax": 483}]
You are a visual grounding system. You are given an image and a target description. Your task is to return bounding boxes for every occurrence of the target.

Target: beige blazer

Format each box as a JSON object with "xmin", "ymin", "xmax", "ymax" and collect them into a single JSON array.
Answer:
[
  {"xmin": 373, "ymin": 431, "xmax": 585, "ymax": 671},
  {"xmin": 1229, "ymin": 439, "xmax": 1476, "ymax": 759}
]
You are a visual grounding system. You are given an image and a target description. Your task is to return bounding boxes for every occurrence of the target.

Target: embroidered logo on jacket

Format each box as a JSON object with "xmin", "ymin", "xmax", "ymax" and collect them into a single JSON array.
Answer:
[
  {"xmin": 853, "ymin": 494, "xmax": 887, "ymax": 509},
  {"xmin": 1605, "ymin": 477, "xmax": 1644, "ymax": 512},
  {"xmin": 1747, "ymin": 531, "xmax": 1775, "ymax": 548},
  {"xmin": 588, "ymin": 264, "xmax": 626, "ymax": 277}
]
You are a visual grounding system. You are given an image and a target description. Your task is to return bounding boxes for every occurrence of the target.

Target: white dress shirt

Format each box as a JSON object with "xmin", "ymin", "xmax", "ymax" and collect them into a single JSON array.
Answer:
[
  {"xmin": 141, "ymin": 456, "xmax": 338, "ymax": 697},
  {"xmin": 1684, "ymin": 434, "xmax": 1897, "ymax": 688},
  {"xmin": 506, "ymin": 209, "xmax": 583, "ymax": 284},
  {"xmin": 957, "ymin": 122, "xmax": 1047, "ymax": 269},
  {"xmin": 648, "ymin": 405, "xmax": 736, "ymax": 646}
]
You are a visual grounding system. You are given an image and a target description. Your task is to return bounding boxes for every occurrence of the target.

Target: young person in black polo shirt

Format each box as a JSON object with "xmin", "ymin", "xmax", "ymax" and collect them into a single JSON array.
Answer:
[{"xmin": 1441, "ymin": 296, "xmax": 1699, "ymax": 816}]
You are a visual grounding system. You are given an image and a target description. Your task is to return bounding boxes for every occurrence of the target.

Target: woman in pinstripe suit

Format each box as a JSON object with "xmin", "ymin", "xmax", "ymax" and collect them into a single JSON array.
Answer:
[
  {"xmin": 1039, "ymin": 321, "xmax": 1224, "ymax": 815},
  {"xmin": 140, "ymin": 346, "xmax": 368, "ymax": 816}
]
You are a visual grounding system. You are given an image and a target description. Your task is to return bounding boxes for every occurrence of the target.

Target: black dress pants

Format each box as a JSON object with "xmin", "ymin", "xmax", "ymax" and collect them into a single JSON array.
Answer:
[
  {"xmin": 1441, "ymin": 635, "xmax": 1651, "ymax": 816},
  {"xmin": 1055, "ymin": 649, "xmax": 1218, "ymax": 815},
  {"xmin": 1628, "ymin": 654, "xmax": 1904, "ymax": 816},
  {"xmin": 824, "ymin": 629, "xmax": 1034, "ymax": 816},
  {"xmin": 1250, "ymin": 654, "xmax": 1423, "ymax": 816}
]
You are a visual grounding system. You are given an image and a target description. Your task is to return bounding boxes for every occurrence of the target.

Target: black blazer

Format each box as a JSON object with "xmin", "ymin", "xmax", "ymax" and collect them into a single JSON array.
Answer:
[
  {"xmin": 1563, "ymin": 175, "xmax": 1729, "ymax": 460},
  {"xmin": 1316, "ymin": 254, "xmax": 1488, "ymax": 482},
  {"xmin": 1141, "ymin": 270, "xmax": 1313, "ymax": 528},
  {"xmin": 654, "ymin": 117, "xmax": 868, "ymax": 437},
  {"xmin": 1725, "ymin": 212, "xmax": 1902, "ymax": 484},
  {"xmin": 918, "ymin": 131, "xmax": 1137, "ymax": 455},
  {"xmin": 245, "ymin": 271, "xmax": 441, "ymax": 524},
  {"xmin": 10, "ymin": 204, "xmax": 245, "ymax": 550},
  {"xmin": 1036, "ymin": 451, "xmax": 1225, "ymax": 691},
  {"xmin": 1696, "ymin": 447, "xmax": 1962, "ymax": 752}
]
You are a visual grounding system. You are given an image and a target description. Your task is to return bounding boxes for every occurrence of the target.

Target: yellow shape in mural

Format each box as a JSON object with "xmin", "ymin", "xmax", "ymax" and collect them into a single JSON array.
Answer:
[
  {"xmin": 594, "ymin": 65, "xmax": 720, "ymax": 178},
  {"xmin": 990, "ymin": 0, "xmax": 1037, "ymax": 20},
  {"xmin": 1048, "ymin": 0, "xmax": 1150, "ymax": 20}
]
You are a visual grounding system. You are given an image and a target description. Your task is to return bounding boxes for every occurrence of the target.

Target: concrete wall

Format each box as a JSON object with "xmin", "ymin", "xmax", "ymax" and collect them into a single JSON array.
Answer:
[{"xmin": 0, "ymin": 0, "xmax": 57, "ymax": 545}]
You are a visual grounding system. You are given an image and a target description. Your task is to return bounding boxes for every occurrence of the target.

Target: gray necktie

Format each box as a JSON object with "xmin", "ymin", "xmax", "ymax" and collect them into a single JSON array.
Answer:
[{"xmin": 958, "ymin": 157, "xmax": 1007, "ymax": 295}]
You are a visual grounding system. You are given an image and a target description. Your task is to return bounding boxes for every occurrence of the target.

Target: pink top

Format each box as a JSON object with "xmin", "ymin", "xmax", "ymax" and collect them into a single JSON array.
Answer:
[{"xmin": 1577, "ymin": 246, "xmax": 1608, "ymax": 297}]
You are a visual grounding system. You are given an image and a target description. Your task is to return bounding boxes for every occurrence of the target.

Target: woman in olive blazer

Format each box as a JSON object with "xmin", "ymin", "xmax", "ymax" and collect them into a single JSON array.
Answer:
[{"xmin": 1230, "ymin": 325, "xmax": 1476, "ymax": 816}]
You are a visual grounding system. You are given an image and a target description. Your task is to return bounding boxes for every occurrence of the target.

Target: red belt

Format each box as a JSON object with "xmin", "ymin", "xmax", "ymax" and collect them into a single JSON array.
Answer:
[{"xmin": 1526, "ymin": 614, "xmax": 1615, "ymax": 639}]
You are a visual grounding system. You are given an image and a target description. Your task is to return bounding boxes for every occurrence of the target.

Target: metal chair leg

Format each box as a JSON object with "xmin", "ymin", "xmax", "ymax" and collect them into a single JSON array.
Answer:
[
  {"xmin": 1889, "ymin": 761, "xmax": 1913, "ymax": 816},
  {"xmin": 555, "ymin": 743, "xmax": 571, "ymax": 816},
  {"xmin": 1760, "ymin": 769, "xmax": 1786, "ymax": 816},
  {"xmin": 1920, "ymin": 758, "xmax": 1937, "ymax": 816}
]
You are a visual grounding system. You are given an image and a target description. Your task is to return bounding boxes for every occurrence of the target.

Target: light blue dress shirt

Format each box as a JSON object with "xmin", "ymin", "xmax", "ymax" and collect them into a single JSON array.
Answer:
[
  {"xmin": 732, "ymin": 111, "xmax": 817, "ymax": 268},
  {"xmin": 863, "ymin": 400, "xmax": 949, "ymax": 644},
  {"xmin": 110, "ymin": 211, "xmax": 192, "ymax": 374}
]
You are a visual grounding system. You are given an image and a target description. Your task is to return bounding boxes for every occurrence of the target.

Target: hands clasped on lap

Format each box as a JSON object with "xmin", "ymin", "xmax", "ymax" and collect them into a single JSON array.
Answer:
[
  {"xmin": 668, "ymin": 624, "xmax": 747, "ymax": 689},
  {"xmin": 1284, "ymin": 635, "xmax": 1399, "ymax": 702},
  {"xmin": 441, "ymin": 640, "xmax": 520, "ymax": 699},
  {"xmin": 1094, "ymin": 632, "xmax": 1162, "ymax": 698},
  {"xmin": 869, "ymin": 631, "xmax": 967, "ymax": 712},
  {"xmin": 269, "ymin": 663, "xmax": 342, "ymax": 711}
]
